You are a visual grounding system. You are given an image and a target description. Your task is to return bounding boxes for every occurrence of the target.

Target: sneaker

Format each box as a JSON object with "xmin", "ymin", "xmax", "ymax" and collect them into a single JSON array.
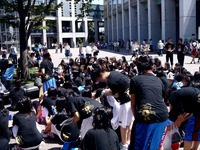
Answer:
[{"xmin": 119, "ymin": 143, "xmax": 128, "ymax": 150}]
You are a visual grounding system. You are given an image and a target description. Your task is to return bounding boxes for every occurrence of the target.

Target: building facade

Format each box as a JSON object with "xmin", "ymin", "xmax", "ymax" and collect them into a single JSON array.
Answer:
[
  {"xmin": 104, "ymin": 0, "xmax": 200, "ymax": 44},
  {"xmin": 0, "ymin": 0, "xmax": 104, "ymax": 49}
]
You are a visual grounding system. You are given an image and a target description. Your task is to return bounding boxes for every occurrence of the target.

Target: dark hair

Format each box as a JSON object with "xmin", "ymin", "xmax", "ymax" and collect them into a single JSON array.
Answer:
[
  {"xmin": 43, "ymin": 52, "xmax": 50, "ymax": 59},
  {"xmin": 95, "ymin": 88, "xmax": 103, "ymax": 98},
  {"xmin": 0, "ymin": 99, "xmax": 7, "ymax": 116},
  {"xmin": 15, "ymin": 79, "xmax": 22, "ymax": 89},
  {"xmin": 47, "ymin": 87, "xmax": 58, "ymax": 98},
  {"xmin": 17, "ymin": 97, "xmax": 33, "ymax": 113},
  {"xmin": 65, "ymin": 89, "xmax": 79, "ymax": 102},
  {"xmin": 191, "ymin": 80, "xmax": 200, "ymax": 89},
  {"xmin": 82, "ymin": 87, "xmax": 92, "ymax": 98},
  {"xmin": 56, "ymin": 97, "xmax": 66, "ymax": 112},
  {"xmin": 156, "ymin": 67, "xmax": 165, "ymax": 78},
  {"xmin": 93, "ymin": 107, "xmax": 113, "ymax": 129},
  {"xmin": 0, "ymin": 99, "xmax": 5, "ymax": 111},
  {"xmin": 164, "ymin": 62, "xmax": 170, "ymax": 69},
  {"xmin": 137, "ymin": 56, "xmax": 153, "ymax": 73},
  {"xmin": 174, "ymin": 74, "xmax": 183, "ymax": 82},
  {"xmin": 91, "ymin": 65, "xmax": 105, "ymax": 82},
  {"xmin": 2, "ymin": 53, "xmax": 6, "ymax": 58},
  {"xmin": 194, "ymin": 72, "xmax": 200, "ymax": 81}
]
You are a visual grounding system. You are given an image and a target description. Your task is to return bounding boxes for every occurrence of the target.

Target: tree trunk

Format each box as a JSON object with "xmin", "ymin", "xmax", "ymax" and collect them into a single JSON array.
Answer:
[{"xmin": 19, "ymin": 16, "xmax": 30, "ymax": 80}]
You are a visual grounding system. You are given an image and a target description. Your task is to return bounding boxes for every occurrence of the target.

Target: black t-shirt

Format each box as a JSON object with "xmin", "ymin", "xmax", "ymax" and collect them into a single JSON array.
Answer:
[
  {"xmin": 0, "ymin": 109, "xmax": 10, "ymax": 150},
  {"xmin": 51, "ymin": 112, "xmax": 68, "ymax": 130},
  {"xmin": 66, "ymin": 97, "xmax": 102, "ymax": 119},
  {"xmin": 41, "ymin": 97, "xmax": 56, "ymax": 116},
  {"xmin": 80, "ymin": 128, "xmax": 119, "ymax": 150},
  {"xmin": 13, "ymin": 112, "xmax": 42, "ymax": 148},
  {"xmin": 9, "ymin": 88, "xmax": 25, "ymax": 104},
  {"xmin": 107, "ymin": 71, "xmax": 131, "ymax": 104},
  {"xmin": 74, "ymin": 77, "xmax": 83, "ymax": 87},
  {"xmin": 0, "ymin": 59, "xmax": 8, "ymax": 71},
  {"xmin": 160, "ymin": 76, "xmax": 171, "ymax": 99},
  {"xmin": 176, "ymin": 44, "xmax": 185, "ymax": 55},
  {"xmin": 40, "ymin": 59, "xmax": 54, "ymax": 82},
  {"xmin": 169, "ymin": 87, "xmax": 200, "ymax": 121},
  {"xmin": 165, "ymin": 42, "xmax": 175, "ymax": 53},
  {"xmin": 130, "ymin": 73, "xmax": 169, "ymax": 123},
  {"xmin": 0, "ymin": 109, "xmax": 11, "ymax": 140}
]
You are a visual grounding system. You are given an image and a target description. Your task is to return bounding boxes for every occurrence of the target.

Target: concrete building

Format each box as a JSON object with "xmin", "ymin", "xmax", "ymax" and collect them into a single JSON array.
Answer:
[
  {"xmin": 0, "ymin": 0, "xmax": 104, "ymax": 49},
  {"xmin": 104, "ymin": 0, "xmax": 200, "ymax": 44}
]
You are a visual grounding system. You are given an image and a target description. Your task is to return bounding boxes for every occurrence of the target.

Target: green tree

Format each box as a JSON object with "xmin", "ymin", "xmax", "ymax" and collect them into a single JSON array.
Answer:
[{"xmin": 0, "ymin": 0, "xmax": 62, "ymax": 80}]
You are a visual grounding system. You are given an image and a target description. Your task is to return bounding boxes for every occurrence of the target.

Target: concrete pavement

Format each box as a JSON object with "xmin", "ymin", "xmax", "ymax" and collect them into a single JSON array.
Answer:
[{"xmin": 50, "ymin": 48, "xmax": 199, "ymax": 74}]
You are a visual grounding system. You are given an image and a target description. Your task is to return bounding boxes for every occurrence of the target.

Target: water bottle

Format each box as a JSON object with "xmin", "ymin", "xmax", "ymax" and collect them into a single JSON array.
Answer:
[{"xmin": 52, "ymin": 106, "xmax": 57, "ymax": 115}]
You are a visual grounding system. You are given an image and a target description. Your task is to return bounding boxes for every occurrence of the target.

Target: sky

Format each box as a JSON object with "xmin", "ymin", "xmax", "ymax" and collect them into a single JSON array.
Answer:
[{"xmin": 92, "ymin": 0, "xmax": 103, "ymax": 5}]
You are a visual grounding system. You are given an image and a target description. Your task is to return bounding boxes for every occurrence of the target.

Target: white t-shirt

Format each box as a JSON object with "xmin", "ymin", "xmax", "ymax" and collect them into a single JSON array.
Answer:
[
  {"xmin": 11, "ymin": 46, "xmax": 17, "ymax": 55},
  {"xmin": 197, "ymin": 43, "xmax": 200, "ymax": 49},
  {"xmin": 85, "ymin": 46, "xmax": 92, "ymax": 54},
  {"xmin": 132, "ymin": 44, "xmax": 139, "ymax": 51},
  {"xmin": 65, "ymin": 45, "xmax": 70, "ymax": 51},
  {"xmin": 157, "ymin": 42, "xmax": 165, "ymax": 49}
]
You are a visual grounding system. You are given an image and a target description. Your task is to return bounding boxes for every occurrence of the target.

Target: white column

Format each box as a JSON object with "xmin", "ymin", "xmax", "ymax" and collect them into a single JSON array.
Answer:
[
  {"xmin": 72, "ymin": 19, "xmax": 76, "ymax": 47},
  {"xmin": 71, "ymin": 0, "xmax": 76, "ymax": 47},
  {"xmin": 137, "ymin": 0, "xmax": 140, "ymax": 44},
  {"xmin": 147, "ymin": 0, "xmax": 151, "ymax": 39},
  {"xmin": 111, "ymin": 0, "xmax": 114, "ymax": 41},
  {"xmin": 198, "ymin": 26, "xmax": 200, "ymax": 40},
  {"xmin": 42, "ymin": 21, "xmax": 47, "ymax": 44},
  {"xmin": 57, "ymin": 0, "xmax": 62, "ymax": 43},
  {"xmin": 122, "ymin": 0, "xmax": 125, "ymax": 40},
  {"xmin": 84, "ymin": 18, "xmax": 88, "ymax": 44},
  {"xmin": 179, "ymin": 0, "xmax": 196, "ymax": 39},
  {"xmin": 128, "ymin": 0, "xmax": 131, "ymax": 40},
  {"xmin": 107, "ymin": 2, "xmax": 110, "ymax": 42},
  {"xmin": 161, "ymin": 0, "xmax": 166, "ymax": 41},
  {"xmin": 116, "ymin": 0, "xmax": 119, "ymax": 41}
]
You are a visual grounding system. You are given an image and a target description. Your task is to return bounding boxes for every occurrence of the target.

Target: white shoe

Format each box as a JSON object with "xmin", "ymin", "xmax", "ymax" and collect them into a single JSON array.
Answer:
[{"xmin": 120, "ymin": 143, "xmax": 128, "ymax": 150}]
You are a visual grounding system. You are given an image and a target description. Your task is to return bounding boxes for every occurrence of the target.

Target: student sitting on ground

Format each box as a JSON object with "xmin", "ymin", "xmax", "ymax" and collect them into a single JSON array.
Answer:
[
  {"xmin": 79, "ymin": 107, "xmax": 119, "ymax": 150},
  {"xmin": 12, "ymin": 97, "xmax": 42, "ymax": 149},
  {"xmin": 0, "ymin": 99, "xmax": 11, "ymax": 150},
  {"xmin": 9, "ymin": 79, "xmax": 25, "ymax": 110}
]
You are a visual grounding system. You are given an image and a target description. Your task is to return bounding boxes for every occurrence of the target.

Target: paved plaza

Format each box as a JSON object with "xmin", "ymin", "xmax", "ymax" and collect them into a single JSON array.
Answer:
[
  {"xmin": 50, "ymin": 48, "xmax": 199, "ymax": 74},
  {"xmin": 8, "ymin": 48, "xmax": 199, "ymax": 150}
]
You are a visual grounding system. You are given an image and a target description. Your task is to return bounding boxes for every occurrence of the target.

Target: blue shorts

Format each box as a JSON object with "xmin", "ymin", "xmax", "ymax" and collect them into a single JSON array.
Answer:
[
  {"xmin": 184, "ymin": 116, "xmax": 200, "ymax": 141},
  {"xmin": 129, "ymin": 120, "xmax": 171, "ymax": 150},
  {"xmin": 43, "ymin": 78, "xmax": 57, "ymax": 93}
]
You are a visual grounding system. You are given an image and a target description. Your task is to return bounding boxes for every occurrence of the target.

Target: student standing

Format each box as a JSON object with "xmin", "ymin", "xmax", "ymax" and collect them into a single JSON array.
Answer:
[
  {"xmin": 176, "ymin": 38, "xmax": 187, "ymax": 66},
  {"xmin": 165, "ymin": 38, "xmax": 175, "ymax": 68},
  {"xmin": 92, "ymin": 67, "xmax": 134, "ymax": 150},
  {"xmin": 129, "ymin": 56, "xmax": 169, "ymax": 150},
  {"xmin": 169, "ymin": 85, "xmax": 200, "ymax": 150},
  {"xmin": 36, "ymin": 52, "xmax": 57, "ymax": 94}
]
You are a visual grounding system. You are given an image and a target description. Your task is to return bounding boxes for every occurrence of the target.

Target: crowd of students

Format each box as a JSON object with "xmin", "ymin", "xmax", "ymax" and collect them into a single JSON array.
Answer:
[{"xmin": 0, "ymin": 42, "xmax": 200, "ymax": 150}]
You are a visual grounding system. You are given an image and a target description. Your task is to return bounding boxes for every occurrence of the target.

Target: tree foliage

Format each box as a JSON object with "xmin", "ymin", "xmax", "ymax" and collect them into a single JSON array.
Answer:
[
  {"xmin": 0, "ymin": 0, "xmax": 62, "ymax": 43},
  {"xmin": 0, "ymin": 0, "xmax": 62, "ymax": 80}
]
